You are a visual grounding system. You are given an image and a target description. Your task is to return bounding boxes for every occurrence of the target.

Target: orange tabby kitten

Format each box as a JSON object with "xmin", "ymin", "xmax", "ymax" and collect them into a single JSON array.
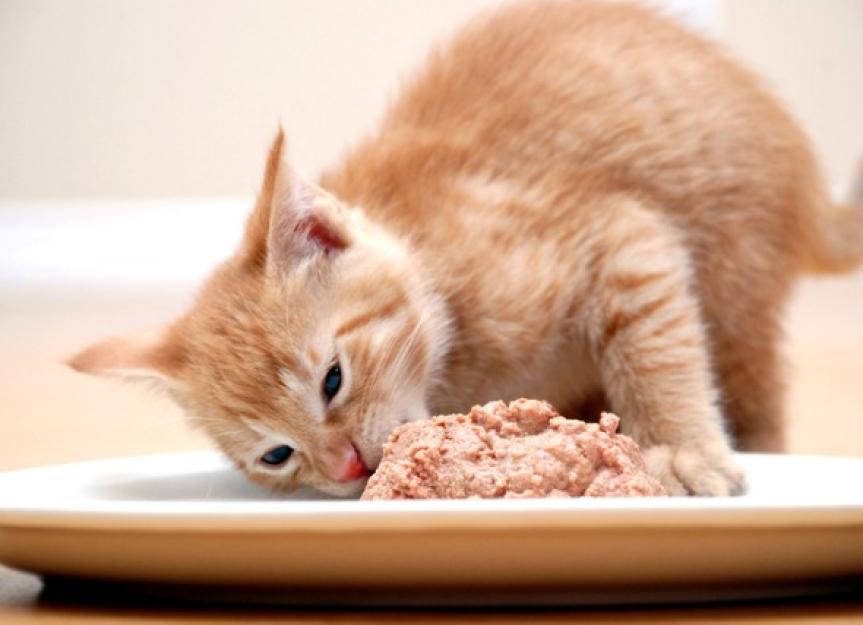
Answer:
[{"xmin": 70, "ymin": 2, "xmax": 863, "ymax": 496}]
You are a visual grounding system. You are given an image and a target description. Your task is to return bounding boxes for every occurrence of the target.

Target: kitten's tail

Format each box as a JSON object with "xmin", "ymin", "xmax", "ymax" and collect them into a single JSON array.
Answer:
[{"xmin": 801, "ymin": 159, "xmax": 863, "ymax": 275}]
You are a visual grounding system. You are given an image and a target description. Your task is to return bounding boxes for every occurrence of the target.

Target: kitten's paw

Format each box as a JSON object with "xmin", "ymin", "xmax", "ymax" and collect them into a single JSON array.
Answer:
[{"xmin": 643, "ymin": 440, "xmax": 746, "ymax": 496}]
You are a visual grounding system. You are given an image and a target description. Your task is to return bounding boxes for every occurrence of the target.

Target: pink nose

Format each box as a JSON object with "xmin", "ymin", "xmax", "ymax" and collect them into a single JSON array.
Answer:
[{"xmin": 338, "ymin": 445, "xmax": 371, "ymax": 482}]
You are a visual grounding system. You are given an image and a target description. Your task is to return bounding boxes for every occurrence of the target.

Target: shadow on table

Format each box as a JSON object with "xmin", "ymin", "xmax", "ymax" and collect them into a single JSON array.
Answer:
[{"xmin": 28, "ymin": 574, "xmax": 863, "ymax": 623}]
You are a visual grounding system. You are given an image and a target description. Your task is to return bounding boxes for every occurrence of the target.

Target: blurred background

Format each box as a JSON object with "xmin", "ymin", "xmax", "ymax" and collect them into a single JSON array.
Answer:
[{"xmin": 1, "ymin": 0, "xmax": 861, "ymax": 470}]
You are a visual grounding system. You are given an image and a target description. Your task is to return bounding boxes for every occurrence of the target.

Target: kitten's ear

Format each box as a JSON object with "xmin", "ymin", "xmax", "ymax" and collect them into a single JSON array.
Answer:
[
  {"xmin": 240, "ymin": 129, "xmax": 350, "ymax": 271},
  {"xmin": 66, "ymin": 328, "xmax": 185, "ymax": 389}
]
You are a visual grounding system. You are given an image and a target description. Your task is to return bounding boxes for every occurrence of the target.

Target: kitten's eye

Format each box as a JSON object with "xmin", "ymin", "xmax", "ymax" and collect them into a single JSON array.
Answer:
[
  {"xmin": 260, "ymin": 445, "xmax": 293, "ymax": 466},
  {"xmin": 322, "ymin": 363, "xmax": 342, "ymax": 402}
]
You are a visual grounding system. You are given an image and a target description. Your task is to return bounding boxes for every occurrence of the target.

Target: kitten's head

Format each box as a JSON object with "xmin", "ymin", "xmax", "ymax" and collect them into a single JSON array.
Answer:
[{"xmin": 68, "ymin": 131, "xmax": 449, "ymax": 496}]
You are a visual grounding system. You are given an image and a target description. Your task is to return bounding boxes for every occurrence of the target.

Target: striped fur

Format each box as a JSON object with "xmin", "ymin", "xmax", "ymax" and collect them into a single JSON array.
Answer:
[{"xmin": 69, "ymin": 2, "xmax": 862, "ymax": 496}]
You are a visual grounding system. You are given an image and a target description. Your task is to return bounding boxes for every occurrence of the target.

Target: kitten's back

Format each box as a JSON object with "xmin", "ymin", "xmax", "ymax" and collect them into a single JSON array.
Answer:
[{"xmin": 327, "ymin": 0, "xmax": 843, "ymax": 274}]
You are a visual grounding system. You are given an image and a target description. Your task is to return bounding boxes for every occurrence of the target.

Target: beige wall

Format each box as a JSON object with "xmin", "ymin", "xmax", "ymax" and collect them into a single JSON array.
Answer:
[
  {"xmin": 719, "ymin": 0, "xmax": 863, "ymax": 193},
  {"xmin": 0, "ymin": 0, "xmax": 861, "ymax": 199},
  {"xmin": 0, "ymin": 0, "xmax": 503, "ymax": 198}
]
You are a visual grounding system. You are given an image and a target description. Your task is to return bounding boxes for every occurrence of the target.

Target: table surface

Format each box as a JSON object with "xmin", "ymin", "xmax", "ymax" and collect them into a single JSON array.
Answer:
[{"xmin": 1, "ymin": 273, "xmax": 861, "ymax": 622}]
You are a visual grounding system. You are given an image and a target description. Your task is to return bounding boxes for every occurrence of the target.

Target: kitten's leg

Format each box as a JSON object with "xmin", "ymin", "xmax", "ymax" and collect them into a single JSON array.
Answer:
[
  {"xmin": 580, "ymin": 198, "xmax": 744, "ymax": 495},
  {"xmin": 709, "ymin": 312, "xmax": 787, "ymax": 452},
  {"xmin": 692, "ymin": 215, "xmax": 792, "ymax": 452}
]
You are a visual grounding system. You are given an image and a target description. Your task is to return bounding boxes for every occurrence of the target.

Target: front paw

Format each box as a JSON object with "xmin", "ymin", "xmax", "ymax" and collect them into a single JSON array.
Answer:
[{"xmin": 642, "ymin": 439, "xmax": 746, "ymax": 496}]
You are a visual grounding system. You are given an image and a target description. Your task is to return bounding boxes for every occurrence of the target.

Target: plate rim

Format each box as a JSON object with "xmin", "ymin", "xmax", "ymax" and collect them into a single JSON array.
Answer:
[{"xmin": 1, "ymin": 450, "xmax": 863, "ymax": 533}]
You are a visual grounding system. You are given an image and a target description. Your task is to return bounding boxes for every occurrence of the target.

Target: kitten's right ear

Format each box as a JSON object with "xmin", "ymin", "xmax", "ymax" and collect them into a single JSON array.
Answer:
[{"xmin": 239, "ymin": 129, "xmax": 350, "ymax": 271}]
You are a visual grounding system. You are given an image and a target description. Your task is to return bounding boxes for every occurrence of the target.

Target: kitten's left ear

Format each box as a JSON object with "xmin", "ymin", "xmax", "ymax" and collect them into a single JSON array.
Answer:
[
  {"xmin": 66, "ymin": 328, "xmax": 185, "ymax": 390},
  {"xmin": 241, "ymin": 129, "xmax": 351, "ymax": 271},
  {"xmin": 268, "ymin": 165, "xmax": 351, "ymax": 269}
]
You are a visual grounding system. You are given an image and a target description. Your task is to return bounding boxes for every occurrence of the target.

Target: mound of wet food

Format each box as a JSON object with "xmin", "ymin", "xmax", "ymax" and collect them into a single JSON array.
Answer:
[{"xmin": 361, "ymin": 398, "xmax": 666, "ymax": 499}]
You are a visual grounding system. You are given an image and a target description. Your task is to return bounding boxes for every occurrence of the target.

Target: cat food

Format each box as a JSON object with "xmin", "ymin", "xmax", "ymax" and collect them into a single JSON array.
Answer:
[{"xmin": 361, "ymin": 398, "xmax": 666, "ymax": 499}]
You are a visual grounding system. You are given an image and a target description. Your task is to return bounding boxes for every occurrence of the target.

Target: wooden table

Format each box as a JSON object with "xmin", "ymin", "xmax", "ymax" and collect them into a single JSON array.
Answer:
[{"xmin": 1, "ymin": 275, "xmax": 861, "ymax": 623}]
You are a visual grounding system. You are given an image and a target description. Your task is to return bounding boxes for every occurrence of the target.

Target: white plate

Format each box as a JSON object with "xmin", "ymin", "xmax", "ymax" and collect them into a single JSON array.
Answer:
[{"xmin": 1, "ymin": 452, "xmax": 862, "ymax": 605}]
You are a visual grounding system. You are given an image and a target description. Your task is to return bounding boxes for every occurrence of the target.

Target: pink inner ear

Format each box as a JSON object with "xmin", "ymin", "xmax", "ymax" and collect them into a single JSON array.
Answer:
[{"xmin": 296, "ymin": 215, "xmax": 347, "ymax": 253}]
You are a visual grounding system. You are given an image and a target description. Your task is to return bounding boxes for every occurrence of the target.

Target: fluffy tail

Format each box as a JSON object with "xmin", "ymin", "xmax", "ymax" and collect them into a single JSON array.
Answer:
[{"xmin": 802, "ymin": 160, "xmax": 863, "ymax": 274}]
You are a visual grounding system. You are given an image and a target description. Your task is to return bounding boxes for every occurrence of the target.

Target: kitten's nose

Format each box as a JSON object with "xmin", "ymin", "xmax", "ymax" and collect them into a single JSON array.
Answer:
[{"xmin": 337, "ymin": 444, "xmax": 371, "ymax": 482}]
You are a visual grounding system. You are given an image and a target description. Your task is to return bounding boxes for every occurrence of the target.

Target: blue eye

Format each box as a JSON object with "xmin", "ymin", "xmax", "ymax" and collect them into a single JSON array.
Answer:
[
  {"xmin": 322, "ymin": 363, "xmax": 342, "ymax": 402},
  {"xmin": 260, "ymin": 445, "xmax": 293, "ymax": 466}
]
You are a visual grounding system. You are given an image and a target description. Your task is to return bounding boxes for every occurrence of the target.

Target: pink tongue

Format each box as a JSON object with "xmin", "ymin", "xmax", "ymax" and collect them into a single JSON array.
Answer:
[{"xmin": 339, "ymin": 447, "xmax": 371, "ymax": 482}]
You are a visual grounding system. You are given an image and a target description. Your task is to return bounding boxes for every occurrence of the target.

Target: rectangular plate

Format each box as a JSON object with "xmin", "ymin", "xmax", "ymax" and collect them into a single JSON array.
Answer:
[{"xmin": 1, "ymin": 451, "xmax": 861, "ymax": 603}]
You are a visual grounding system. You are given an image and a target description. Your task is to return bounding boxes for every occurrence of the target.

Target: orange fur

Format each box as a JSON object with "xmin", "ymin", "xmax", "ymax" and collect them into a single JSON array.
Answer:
[{"xmin": 70, "ymin": 1, "xmax": 863, "ymax": 496}]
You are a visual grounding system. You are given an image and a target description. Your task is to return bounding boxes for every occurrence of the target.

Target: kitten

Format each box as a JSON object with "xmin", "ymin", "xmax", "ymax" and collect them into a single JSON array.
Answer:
[{"xmin": 69, "ymin": 1, "xmax": 863, "ymax": 496}]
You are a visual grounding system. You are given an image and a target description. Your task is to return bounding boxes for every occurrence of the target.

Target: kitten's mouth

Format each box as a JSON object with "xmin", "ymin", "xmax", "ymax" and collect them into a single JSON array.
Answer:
[{"xmin": 339, "ymin": 444, "xmax": 374, "ymax": 482}]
